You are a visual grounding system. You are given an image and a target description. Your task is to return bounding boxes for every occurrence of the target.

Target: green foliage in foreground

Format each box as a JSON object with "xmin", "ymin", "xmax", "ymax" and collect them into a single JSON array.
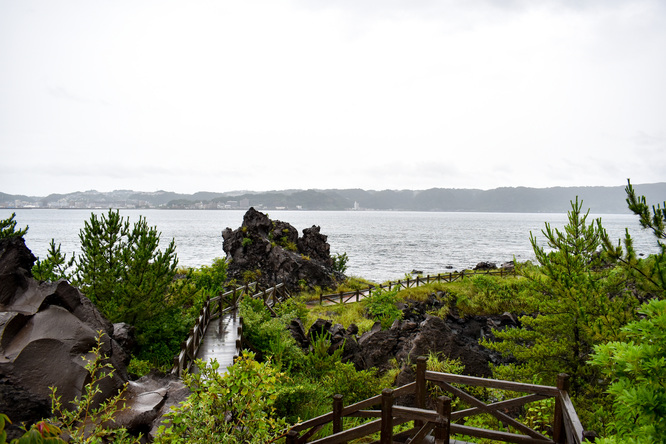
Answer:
[
  {"xmin": 239, "ymin": 295, "xmax": 394, "ymax": 428},
  {"xmin": 590, "ymin": 299, "xmax": 666, "ymax": 443},
  {"xmin": 0, "ymin": 212, "xmax": 28, "ymax": 239},
  {"xmin": 155, "ymin": 352, "xmax": 288, "ymax": 444}
]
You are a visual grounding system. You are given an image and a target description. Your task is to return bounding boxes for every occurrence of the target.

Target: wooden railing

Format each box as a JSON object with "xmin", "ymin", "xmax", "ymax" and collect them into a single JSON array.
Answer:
[
  {"xmin": 171, "ymin": 280, "xmax": 293, "ymax": 376},
  {"xmin": 170, "ymin": 282, "xmax": 257, "ymax": 377},
  {"xmin": 286, "ymin": 356, "xmax": 591, "ymax": 444},
  {"xmin": 250, "ymin": 282, "xmax": 291, "ymax": 316},
  {"xmin": 319, "ymin": 268, "xmax": 516, "ymax": 305}
]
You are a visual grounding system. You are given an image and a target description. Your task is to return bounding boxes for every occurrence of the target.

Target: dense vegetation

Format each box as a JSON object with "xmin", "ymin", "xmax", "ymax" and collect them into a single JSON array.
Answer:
[{"xmin": 1, "ymin": 178, "xmax": 664, "ymax": 443}]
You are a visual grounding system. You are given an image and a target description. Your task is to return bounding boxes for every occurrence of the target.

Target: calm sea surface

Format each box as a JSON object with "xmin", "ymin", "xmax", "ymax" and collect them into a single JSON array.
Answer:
[{"xmin": 5, "ymin": 209, "xmax": 660, "ymax": 283}]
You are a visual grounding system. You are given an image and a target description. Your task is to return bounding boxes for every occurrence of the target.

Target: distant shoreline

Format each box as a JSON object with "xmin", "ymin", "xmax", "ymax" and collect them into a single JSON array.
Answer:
[{"xmin": 2, "ymin": 182, "xmax": 665, "ymax": 213}]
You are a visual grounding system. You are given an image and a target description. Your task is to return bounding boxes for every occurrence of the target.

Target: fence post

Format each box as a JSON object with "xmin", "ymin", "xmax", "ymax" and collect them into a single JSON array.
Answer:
[
  {"xmin": 380, "ymin": 388, "xmax": 394, "ymax": 444},
  {"xmin": 553, "ymin": 373, "xmax": 569, "ymax": 443},
  {"xmin": 285, "ymin": 430, "xmax": 298, "ymax": 444},
  {"xmin": 415, "ymin": 356, "xmax": 427, "ymax": 429},
  {"xmin": 434, "ymin": 396, "xmax": 451, "ymax": 444},
  {"xmin": 333, "ymin": 394, "xmax": 344, "ymax": 437},
  {"xmin": 340, "ymin": 290, "xmax": 344, "ymax": 304}
]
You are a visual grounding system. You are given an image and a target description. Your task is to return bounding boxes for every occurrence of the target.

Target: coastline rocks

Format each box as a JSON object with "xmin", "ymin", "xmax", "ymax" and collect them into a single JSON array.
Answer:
[
  {"xmin": 473, "ymin": 261, "xmax": 497, "ymax": 271},
  {"xmin": 222, "ymin": 208, "xmax": 343, "ymax": 292}
]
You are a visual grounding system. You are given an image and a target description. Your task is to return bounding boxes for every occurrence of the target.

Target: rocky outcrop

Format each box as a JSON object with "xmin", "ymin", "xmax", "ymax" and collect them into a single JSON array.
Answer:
[
  {"xmin": 290, "ymin": 294, "xmax": 515, "ymax": 380},
  {"xmin": 222, "ymin": 208, "xmax": 343, "ymax": 291},
  {"xmin": 0, "ymin": 236, "xmax": 128, "ymax": 435},
  {"xmin": 0, "ymin": 236, "xmax": 187, "ymax": 439}
]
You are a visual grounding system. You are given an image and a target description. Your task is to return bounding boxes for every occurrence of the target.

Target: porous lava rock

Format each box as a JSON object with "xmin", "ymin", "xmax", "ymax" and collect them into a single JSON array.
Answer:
[
  {"xmin": 222, "ymin": 208, "xmax": 343, "ymax": 292},
  {"xmin": 289, "ymin": 294, "xmax": 515, "ymax": 381}
]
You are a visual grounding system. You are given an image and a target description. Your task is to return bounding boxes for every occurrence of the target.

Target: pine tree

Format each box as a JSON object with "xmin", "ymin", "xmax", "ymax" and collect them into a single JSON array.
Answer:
[
  {"xmin": 74, "ymin": 210, "xmax": 178, "ymax": 332},
  {"xmin": 32, "ymin": 239, "xmax": 75, "ymax": 282},
  {"xmin": 0, "ymin": 212, "xmax": 28, "ymax": 239},
  {"xmin": 484, "ymin": 198, "xmax": 637, "ymax": 391}
]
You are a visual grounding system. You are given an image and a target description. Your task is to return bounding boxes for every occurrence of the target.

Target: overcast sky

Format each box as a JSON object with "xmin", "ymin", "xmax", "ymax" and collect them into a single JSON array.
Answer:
[{"xmin": 1, "ymin": 0, "xmax": 665, "ymax": 196}]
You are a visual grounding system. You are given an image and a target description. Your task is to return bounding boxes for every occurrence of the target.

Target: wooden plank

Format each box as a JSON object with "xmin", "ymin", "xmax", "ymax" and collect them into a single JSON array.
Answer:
[
  {"xmin": 449, "ymin": 424, "xmax": 554, "ymax": 444},
  {"xmin": 291, "ymin": 412, "xmax": 334, "ymax": 432},
  {"xmin": 392, "ymin": 405, "xmax": 440, "ymax": 423},
  {"xmin": 341, "ymin": 394, "xmax": 383, "ymax": 415},
  {"xmin": 559, "ymin": 391, "xmax": 584, "ymax": 444},
  {"xmin": 451, "ymin": 394, "xmax": 549, "ymax": 421},
  {"xmin": 425, "ymin": 371, "xmax": 560, "ymax": 397},
  {"xmin": 308, "ymin": 419, "xmax": 383, "ymax": 444}
]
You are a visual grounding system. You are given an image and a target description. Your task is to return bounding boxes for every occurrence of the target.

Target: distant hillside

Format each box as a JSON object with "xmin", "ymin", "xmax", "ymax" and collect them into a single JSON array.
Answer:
[{"xmin": 2, "ymin": 183, "xmax": 665, "ymax": 213}]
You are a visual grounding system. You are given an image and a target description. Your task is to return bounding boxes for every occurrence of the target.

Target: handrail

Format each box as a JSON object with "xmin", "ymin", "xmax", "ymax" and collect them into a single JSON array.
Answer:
[
  {"xmin": 170, "ymin": 282, "xmax": 257, "ymax": 376},
  {"xmin": 172, "ymin": 280, "xmax": 292, "ymax": 377},
  {"xmin": 285, "ymin": 356, "xmax": 591, "ymax": 444},
  {"xmin": 319, "ymin": 268, "xmax": 516, "ymax": 305}
]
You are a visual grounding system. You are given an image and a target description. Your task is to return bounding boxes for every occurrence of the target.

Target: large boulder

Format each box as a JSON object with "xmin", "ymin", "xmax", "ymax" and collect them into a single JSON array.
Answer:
[
  {"xmin": 222, "ymin": 208, "xmax": 343, "ymax": 291},
  {"xmin": 0, "ymin": 236, "xmax": 190, "ymax": 440},
  {"xmin": 0, "ymin": 236, "xmax": 129, "ymax": 437}
]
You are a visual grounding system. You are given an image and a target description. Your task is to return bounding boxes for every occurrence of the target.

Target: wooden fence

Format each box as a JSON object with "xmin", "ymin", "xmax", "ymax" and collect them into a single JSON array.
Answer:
[
  {"xmin": 250, "ymin": 282, "xmax": 291, "ymax": 316},
  {"xmin": 319, "ymin": 268, "xmax": 516, "ymax": 305},
  {"xmin": 171, "ymin": 280, "xmax": 293, "ymax": 376},
  {"xmin": 170, "ymin": 282, "xmax": 257, "ymax": 377},
  {"xmin": 286, "ymin": 356, "xmax": 591, "ymax": 444}
]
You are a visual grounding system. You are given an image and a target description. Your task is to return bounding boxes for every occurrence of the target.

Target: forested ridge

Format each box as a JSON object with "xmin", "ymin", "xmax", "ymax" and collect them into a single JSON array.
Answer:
[{"xmin": 3, "ymin": 182, "xmax": 666, "ymax": 212}]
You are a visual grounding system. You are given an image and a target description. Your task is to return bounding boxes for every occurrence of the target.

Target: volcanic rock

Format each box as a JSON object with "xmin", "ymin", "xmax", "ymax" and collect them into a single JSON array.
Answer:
[
  {"xmin": 222, "ymin": 208, "xmax": 343, "ymax": 292},
  {"xmin": 0, "ymin": 236, "xmax": 188, "ymax": 440}
]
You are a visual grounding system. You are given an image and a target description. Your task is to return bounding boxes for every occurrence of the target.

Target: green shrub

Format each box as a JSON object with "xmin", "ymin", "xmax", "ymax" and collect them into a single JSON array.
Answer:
[
  {"xmin": 332, "ymin": 252, "xmax": 349, "ymax": 274},
  {"xmin": 590, "ymin": 299, "xmax": 666, "ymax": 443},
  {"xmin": 155, "ymin": 353, "xmax": 288, "ymax": 444},
  {"xmin": 363, "ymin": 288, "xmax": 403, "ymax": 329}
]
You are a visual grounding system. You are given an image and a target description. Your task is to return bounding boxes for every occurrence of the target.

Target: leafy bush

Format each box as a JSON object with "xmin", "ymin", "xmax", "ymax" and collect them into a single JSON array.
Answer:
[
  {"xmin": 239, "ymin": 296, "xmax": 305, "ymax": 370},
  {"xmin": 590, "ymin": 299, "xmax": 666, "ymax": 443},
  {"xmin": 363, "ymin": 288, "xmax": 403, "ymax": 329},
  {"xmin": 332, "ymin": 252, "xmax": 349, "ymax": 274},
  {"xmin": 185, "ymin": 258, "xmax": 228, "ymax": 298},
  {"xmin": 155, "ymin": 353, "xmax": 288, "ymax": 444}
]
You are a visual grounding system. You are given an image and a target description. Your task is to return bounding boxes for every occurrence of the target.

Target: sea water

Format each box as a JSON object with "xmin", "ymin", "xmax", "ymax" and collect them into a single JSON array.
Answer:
[{"xmin": 6, "ymin": 209, "xmax": 659, "ymax": 283}]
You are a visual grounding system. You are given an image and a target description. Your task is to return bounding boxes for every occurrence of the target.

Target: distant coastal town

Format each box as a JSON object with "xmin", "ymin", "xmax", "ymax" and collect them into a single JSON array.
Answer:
[
  {"xmin": 2, "ymin": 184, "xmax": 665, "ymax": 213},
  {"xmin": 2, "ymin": 197, "xmax": 253, "ymax": 211}
]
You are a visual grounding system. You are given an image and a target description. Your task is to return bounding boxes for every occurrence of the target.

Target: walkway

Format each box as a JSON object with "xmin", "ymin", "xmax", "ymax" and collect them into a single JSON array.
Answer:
[{"xmin": 194, "ymin": 310, "xmax": 241, "ymax": 373}]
